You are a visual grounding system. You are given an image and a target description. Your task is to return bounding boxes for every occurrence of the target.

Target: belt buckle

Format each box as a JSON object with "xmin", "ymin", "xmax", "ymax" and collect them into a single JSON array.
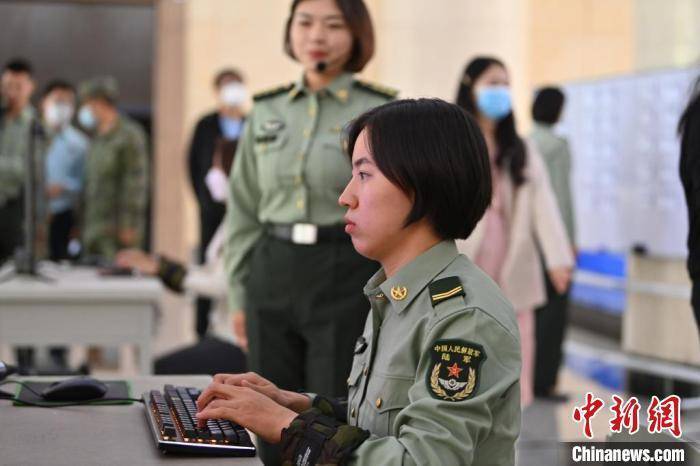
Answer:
[{"xmin": 291, "ymin": 223, "xmax": 318, "ymax": 245}]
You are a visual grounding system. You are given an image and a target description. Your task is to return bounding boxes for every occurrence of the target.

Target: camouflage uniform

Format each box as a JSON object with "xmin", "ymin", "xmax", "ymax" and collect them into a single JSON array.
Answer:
[
  {"xmin": 0, "ymin": 106, "xmax": 35, "ymax": 207},
  {"xmin": 0, "ymin": 106, "xmax": 45, "ymax": 262},
  {"xmin": 82, "ymin": 114, "xmax": 148, "ymax": 259}
]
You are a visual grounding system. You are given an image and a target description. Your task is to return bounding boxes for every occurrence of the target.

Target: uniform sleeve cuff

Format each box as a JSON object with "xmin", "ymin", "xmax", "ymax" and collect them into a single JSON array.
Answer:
[{"xmin": 227, "ymin": 282, "xmax": 246, "ymax": 311}]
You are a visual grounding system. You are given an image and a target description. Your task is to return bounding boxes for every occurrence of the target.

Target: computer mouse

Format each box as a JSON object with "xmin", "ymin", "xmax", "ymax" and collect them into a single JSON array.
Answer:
[{"xmin": 41, "ymin": 377, "xmax": 108, "ymax": 402}]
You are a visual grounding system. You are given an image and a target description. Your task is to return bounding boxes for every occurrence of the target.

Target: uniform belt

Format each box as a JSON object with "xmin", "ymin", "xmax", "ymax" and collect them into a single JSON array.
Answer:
[{"xmin": 264, "ymin": 223, "xmax": 347, "ymax": 245}]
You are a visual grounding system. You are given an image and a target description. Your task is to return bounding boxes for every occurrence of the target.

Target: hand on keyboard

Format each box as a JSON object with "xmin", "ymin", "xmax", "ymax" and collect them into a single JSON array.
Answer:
[
  {"xmin": 144, "ymin": 385, "xmax": 256, "ymax": 456},
  {"xmin": 196, "ymin": 382, "xmax": 298, "ymax": 443},
  {"xmin": 208, "ymin": 372, "xmax": 312, "ymax": 413}
]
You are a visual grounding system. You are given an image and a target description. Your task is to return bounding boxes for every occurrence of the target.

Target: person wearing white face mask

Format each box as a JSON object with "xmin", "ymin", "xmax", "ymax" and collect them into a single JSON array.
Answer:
[
  {"xmin": 41, "ymin": 79, "xmax": 88, "ymax": 262},
  {"xmin": 116, "ymin": 138, "xmax": 245, "ymax": 374},
  {"xmin": 37, "ymin": 79, "xmax": 89, "ymax": 370},
  {"xmin": 455, "ymin": 56, "xmax": 573, "ymax": 408},
  {"xmin": 187, "ymin": 68, "xmax": 247, "ymax": 340}
]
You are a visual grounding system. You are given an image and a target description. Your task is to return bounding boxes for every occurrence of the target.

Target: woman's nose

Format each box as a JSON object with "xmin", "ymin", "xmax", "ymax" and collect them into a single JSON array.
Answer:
[
  {"xmin": 338, "ymin": 183, "xmax": 357, "ymax": 208},
  {"xmin": 309, "ymin": 22, "xmax": 327, "ymax": 42}
]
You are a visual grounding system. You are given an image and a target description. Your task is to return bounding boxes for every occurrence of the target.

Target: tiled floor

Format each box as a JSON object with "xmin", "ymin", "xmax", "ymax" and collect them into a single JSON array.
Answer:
[{"xmin": 517, "ymin": 328, "xmax": 700, "ymax": 465}]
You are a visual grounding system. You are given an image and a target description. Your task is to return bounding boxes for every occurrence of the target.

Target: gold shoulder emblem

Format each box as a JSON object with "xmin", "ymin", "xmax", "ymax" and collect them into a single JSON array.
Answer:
[
  {"xmin": 253, "ymin": 83, "xmax": 294, "ymax": 102},
  {"xmin": 352, "ymin": 79, "xmax": 398, "ymax": 100}
]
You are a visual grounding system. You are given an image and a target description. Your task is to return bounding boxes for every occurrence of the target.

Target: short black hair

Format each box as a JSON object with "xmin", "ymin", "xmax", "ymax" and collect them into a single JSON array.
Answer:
[
  {"xmin": 345, "ymin": 98, "xmax": 492, "ymax": 240},
  {"xmin": 532, "ymin": 86, "xmax": 565, "ymax": 124},
  {"xmin": 3, "ymin": 57, "xmax": 33, "ymax": 76},
  {"xmin": 42, "ymin": 79, "xmax": 75, "ymax": 99},
  {"xmin": 214, "ymin": 68, "xmax": 244, "ymax": 88}
]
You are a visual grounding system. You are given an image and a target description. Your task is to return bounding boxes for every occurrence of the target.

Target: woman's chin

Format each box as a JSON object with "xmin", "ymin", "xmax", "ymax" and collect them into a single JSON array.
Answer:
[{"xmin": 349, "ymin": 237, "xmax": 375, "ymax": 261}]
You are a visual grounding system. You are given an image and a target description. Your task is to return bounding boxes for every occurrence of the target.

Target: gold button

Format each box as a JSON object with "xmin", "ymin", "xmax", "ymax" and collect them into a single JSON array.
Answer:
[
  {"xmin": 363, "ymin": 367, "xmax": 368, "ymax": 376},
  {"xmin": 337, "ymin": 89, "xmax": 348, "ymax": 102},
  {"xmin": 351, "ymin": 407, "xmax": 356, "ymax": 418},
  {"xmin": 391, "ymin": 286, "xmax": 408, "ymax": 301},
  {"xmin": 296, "ymin": 199, "xmax": 304, "ymax": 210},
  {"xmin": 375, "ymin": 398, "xmax": 382, "ymax": 409}
]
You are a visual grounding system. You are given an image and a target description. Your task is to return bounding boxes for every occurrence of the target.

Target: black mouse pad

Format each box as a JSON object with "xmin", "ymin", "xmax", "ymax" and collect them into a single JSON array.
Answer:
[{"xmin": 13, "ymin": 380, "xmax": 133, "ymax": 406}]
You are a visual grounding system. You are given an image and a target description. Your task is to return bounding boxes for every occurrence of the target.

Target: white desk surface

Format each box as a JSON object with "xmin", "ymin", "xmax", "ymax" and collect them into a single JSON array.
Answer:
[
  {"xmin": 0, "ymin": 263, "xmax": 162, "ymax": 301},
  {"xmin": 0, "ymin": 264, "xmax": 163, "ymax": 374},
  {"xmin": 0, "ymin": 375, "xmax": 263, "ymax": 466}
]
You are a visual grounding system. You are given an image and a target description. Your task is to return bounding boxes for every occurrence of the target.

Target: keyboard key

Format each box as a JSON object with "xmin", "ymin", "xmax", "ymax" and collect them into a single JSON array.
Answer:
[
  {"xmin": 223, "ymin": 428, "xmax": 238, "ymax": 443},
  {"xmin": 144, "ymin": 385, "xmax": 256, "ymax": 456}
]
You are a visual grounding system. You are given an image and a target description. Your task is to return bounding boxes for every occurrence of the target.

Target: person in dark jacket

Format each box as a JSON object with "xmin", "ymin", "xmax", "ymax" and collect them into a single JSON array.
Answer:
[
  {"xmin": 679, "ymin": 75, "xmax": 700, "ymax": 332},
  {"xmin": 187, "ymin": 68, "xmax": 247, "ymax": 338}
]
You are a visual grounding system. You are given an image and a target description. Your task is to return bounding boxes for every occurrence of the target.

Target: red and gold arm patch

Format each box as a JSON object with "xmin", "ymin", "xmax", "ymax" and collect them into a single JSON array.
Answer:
[{"xmin": 425, "ymin": 339, "xmax": 486, "ymax": 401}]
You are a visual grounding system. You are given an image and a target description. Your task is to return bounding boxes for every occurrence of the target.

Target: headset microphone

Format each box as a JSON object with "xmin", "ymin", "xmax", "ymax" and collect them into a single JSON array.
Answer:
[{"xmin": 315, "ymin": 61, "xmax": 328, "ymax": 73}]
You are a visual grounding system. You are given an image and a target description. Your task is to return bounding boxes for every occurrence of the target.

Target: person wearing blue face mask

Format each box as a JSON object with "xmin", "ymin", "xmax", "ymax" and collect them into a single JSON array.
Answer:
[
  {"xmin": 187, "ymin": 68, "xmax": 248, "ymax": 339},
  {"xmin": 455, "ymin": 56, "xmax": 574, "ymax": 407}
]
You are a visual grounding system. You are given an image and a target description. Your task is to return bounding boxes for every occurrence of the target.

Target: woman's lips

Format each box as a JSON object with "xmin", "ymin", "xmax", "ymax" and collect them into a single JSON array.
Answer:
[
  {"xmin": 310, "ymin": 51, "xmax": 327, "ymax": 60},
  {"xmin": 344, "ymin": 221, "xmax": 356, "ymax": 234}
]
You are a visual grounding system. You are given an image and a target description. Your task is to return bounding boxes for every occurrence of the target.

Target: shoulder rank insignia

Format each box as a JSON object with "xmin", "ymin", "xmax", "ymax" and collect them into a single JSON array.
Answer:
[
  {"xmin": 426, "ymin": 339, "xmax": 486, "ymax": 401},
  {"xmin": 253, "ymin": 83, "xmax": 294, "ymax": 102},
  {"xmin": 352, "ymin": 79, "xmax": 398, "ymax": 100},
  {"xmin": 428, "ymin": 276, "xmax": 465, "ymax": 307}
]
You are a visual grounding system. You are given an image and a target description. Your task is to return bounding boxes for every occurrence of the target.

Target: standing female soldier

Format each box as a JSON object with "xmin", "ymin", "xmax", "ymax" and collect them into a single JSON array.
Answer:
[
  {"xmin": 224, "ymin": 1, "xmax": 395, "ymax": 461},
  {"xmin": 198, "ymin": 99, "xmax": 521, "ymax": 466}
]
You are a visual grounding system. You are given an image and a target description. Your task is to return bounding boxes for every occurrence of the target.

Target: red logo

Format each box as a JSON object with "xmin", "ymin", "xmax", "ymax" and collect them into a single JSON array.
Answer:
[
  {"xmin": 572, "ymin": 392, "xmax": 605, "ymax": 439},
  {"xmin": 573, "ymin": 393, "xmax": 683, "ymax": 439},
  {"xmin": 609, "ymin": 395, "xmax": 641, "ymax": 435},
  {"xmin": 647, "ymin": 395, "xmax": 682, "ymax": 438}
]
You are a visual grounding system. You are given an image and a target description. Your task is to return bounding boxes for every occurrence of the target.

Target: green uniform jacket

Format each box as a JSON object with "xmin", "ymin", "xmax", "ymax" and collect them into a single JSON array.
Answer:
[
  {"xmin": 0, "ymin": 107, "xmax": 35, "ymax": 206},
  {"xmin": 529, "ymin": 124, "xmax": 576, "ymax": 245},
  {"xmin": 346, "ymin": 240, "xmax": 521, "ymax": 465},
  {"xmin": 225, "ymin": 72, "xmax": 396, "ymax": 311},
  {"xmin": 83, "ymin": 114, "xmax": 149, "ymax": 259}
]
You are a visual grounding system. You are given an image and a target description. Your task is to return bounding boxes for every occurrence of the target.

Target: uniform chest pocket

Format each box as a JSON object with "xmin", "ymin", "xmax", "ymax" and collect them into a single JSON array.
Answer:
[
  {"xmin": 254, "ymin": 132, "xmax": 288, "ymax": 185},
  {"xmin": 365, "ymin": 375, "xmax": 413, "ymax": 438},
  {"xmin": 320, "ymin": 135, "xmax": 351, "ymax": 189}
]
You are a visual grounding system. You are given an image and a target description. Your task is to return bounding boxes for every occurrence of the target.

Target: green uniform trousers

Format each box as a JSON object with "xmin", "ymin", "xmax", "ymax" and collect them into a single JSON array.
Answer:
[
  {"xmin": 246, "ymin": 233, "xmax": 375, "ymax": 395},
  {"xmin": 245, "ymin": 233, "xmax": 375, "ymax": 466}
]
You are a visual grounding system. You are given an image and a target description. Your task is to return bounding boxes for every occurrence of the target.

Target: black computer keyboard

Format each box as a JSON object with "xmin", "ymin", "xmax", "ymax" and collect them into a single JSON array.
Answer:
[{"xmin": 143, "ymin": 385, "xmax": 256, "ymax": 456}]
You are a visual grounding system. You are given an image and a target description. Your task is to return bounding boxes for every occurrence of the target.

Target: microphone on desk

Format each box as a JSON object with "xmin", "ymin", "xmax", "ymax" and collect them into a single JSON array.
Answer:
[{"xmin": 0, "ymin": 360, "xmax": 17, "ymax": 381}]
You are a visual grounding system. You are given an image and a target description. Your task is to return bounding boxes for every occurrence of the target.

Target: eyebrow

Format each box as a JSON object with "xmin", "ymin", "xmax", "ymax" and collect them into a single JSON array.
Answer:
[
  {"xmin": 295, "ymin": 12, "xmax": 345, "ymax": 21},
  {"xmin": 353, "ymin": 157, "xmax": 374, "ymax": 169}
]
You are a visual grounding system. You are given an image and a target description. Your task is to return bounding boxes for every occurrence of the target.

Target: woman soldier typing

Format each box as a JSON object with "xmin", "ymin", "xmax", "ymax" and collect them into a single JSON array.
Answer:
[
  {"xmin": 225, "ymin": 0, "xmax": 395, "ymax": 462},
  {"xmin": 203, "ymin": 99, "xmax": 521, "ymax": 465}
]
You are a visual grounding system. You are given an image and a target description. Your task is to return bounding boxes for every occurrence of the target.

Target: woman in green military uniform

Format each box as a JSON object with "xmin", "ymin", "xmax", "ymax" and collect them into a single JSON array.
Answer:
[
  {"xmin": 225, "ymin": 0, "xmax": 395, "ymax": 463},
  {"xmin": 202, "ymin": 99, "xmax": 522, "ymax": 465}
]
